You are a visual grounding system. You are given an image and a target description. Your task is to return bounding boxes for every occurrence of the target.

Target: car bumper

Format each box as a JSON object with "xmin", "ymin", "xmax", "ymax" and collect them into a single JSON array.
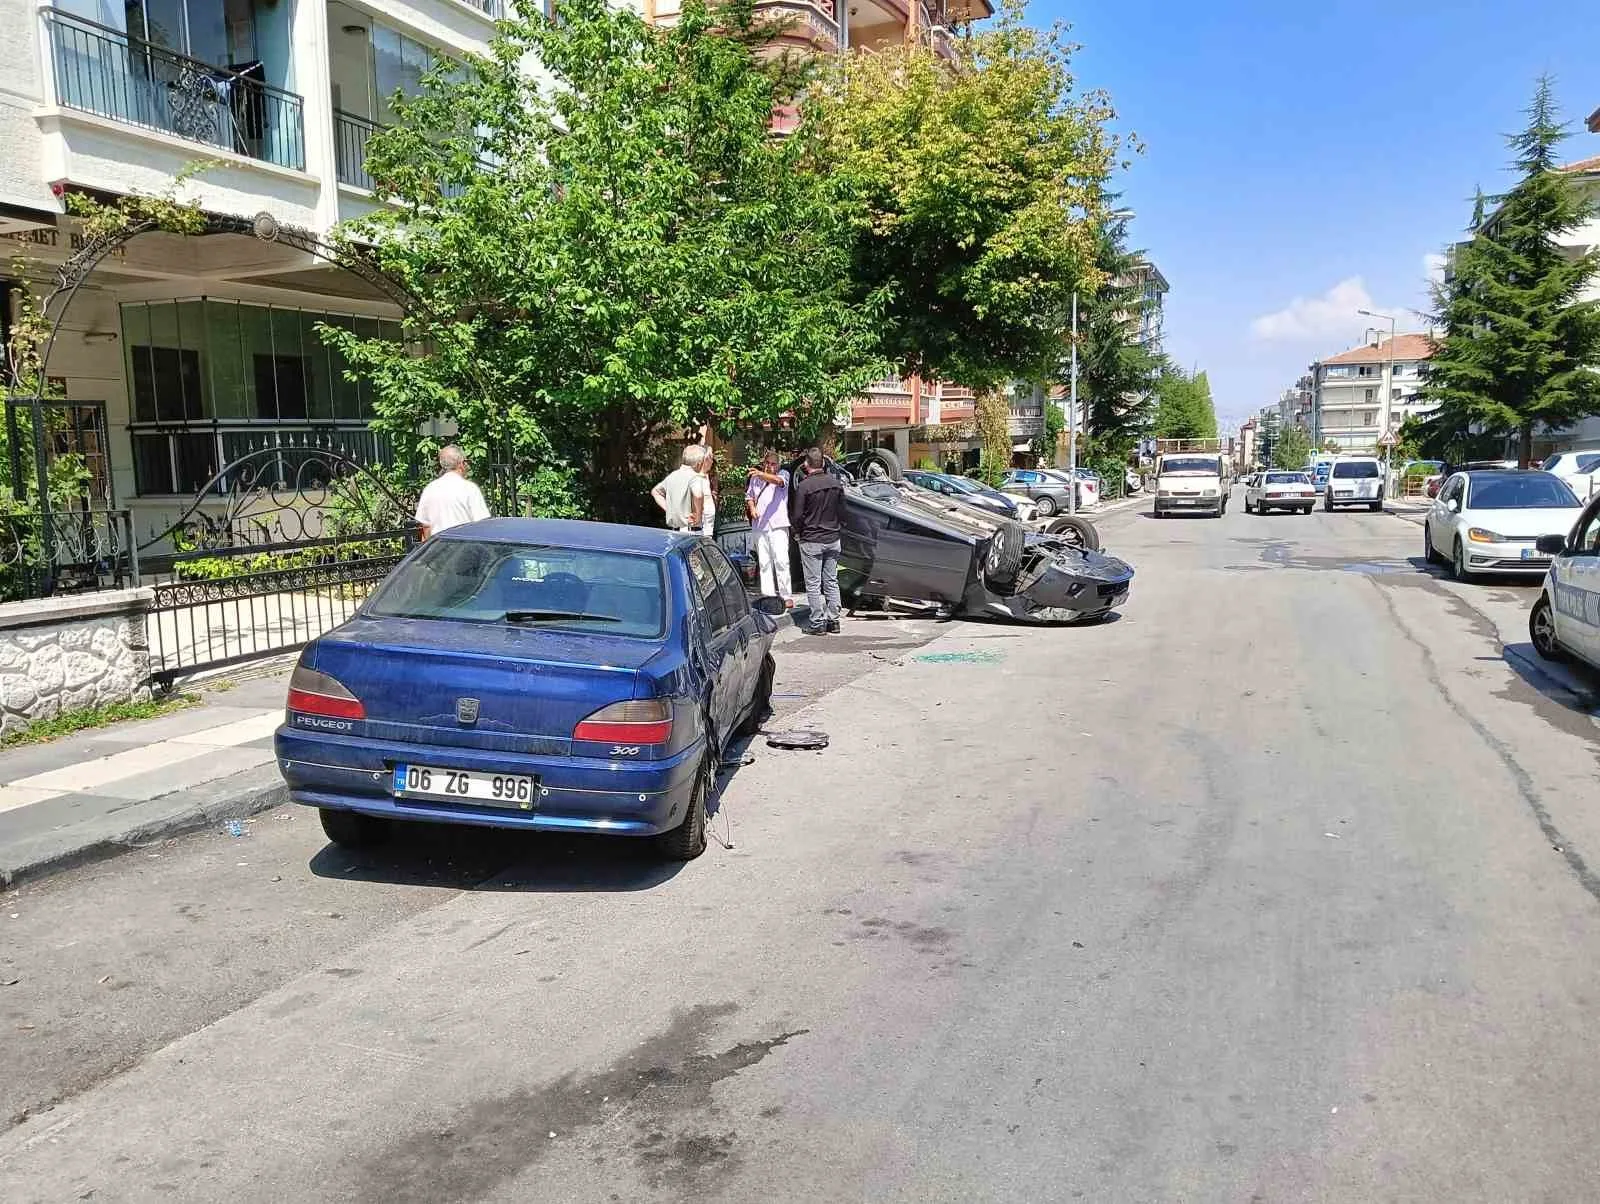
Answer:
[
  {"xmin": 1327, "ymin": 490, "xmax": 1381, "ymax": 506},
  {"xmin": 1465, "ymin": 545, "xmax": 1552, "ymax": 573},
  {"xmin": 273, "ymin": 728, "xmax": 705, "ymax": 836},
  {"xmin": 1258, "ymin": 495, "xmax": 1316, "ymax": 507},
  {"xmin": 1154, "ymin": 496, "xmax": 1221, "ymax": 511}
]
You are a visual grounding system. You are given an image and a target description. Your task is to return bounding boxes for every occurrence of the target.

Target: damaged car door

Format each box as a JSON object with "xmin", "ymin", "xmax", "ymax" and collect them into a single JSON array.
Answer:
[{"xmin": 841, "ymin": 487, "xmax": 975, "ymax": 605}]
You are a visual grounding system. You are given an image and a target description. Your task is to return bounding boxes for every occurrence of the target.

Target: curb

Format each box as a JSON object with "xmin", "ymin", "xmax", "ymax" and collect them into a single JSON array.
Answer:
[{"xmin": 0, "ymin": 765, "xmax": 289, "ymax": 891}]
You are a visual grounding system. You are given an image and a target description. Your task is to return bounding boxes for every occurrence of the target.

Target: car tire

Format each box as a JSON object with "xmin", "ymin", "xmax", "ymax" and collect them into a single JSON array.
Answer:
[
  {"xmin": 1243, "ymin": 497, "xmax": 1253, "ymax": 514},
  {"xmin": 1045, "ymin": 515, "xmax": 1101, "ymax": 551},
  {"xmin": 656, "ymin": 754, "xmax": 710, "ymax": 861},
  {"xmin": 1451, "ymin": 538, "xmax": 1471, "ymax": 582},
  {"xmin": 858, "ymin": 447, "xmax": 903, "ymax": 482},
  {"xmin": 1324, "ymin": 492, "xmax": 1333, "ymax": 512},
  {"xmin": 1034, "ymin": 494, "xmax": 1058, "ymax": 517},
  {"xmin": 737, "ymin": 653, "xmax": 775, "ymax": 738},
  {"xmin": 319, "ymin": 808, "xmax": 390, "ymax": 850},
  {"xmin": 983, "ymin": 520, "xmax": 1028, "ymax": 589},
  {"xmin": 1530, "ymin": 595, "xmax": 1565, "ymax": 661}
]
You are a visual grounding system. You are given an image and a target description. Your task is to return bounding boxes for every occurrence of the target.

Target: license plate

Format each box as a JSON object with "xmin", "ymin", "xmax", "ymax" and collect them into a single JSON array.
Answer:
[
  {"xmin": 393, "ymin": 764, "xmax": 537, "ymax": 809},
  {"xmin": 1521, "ymin": 548, "xmax": 1535, "ymax": 561}
]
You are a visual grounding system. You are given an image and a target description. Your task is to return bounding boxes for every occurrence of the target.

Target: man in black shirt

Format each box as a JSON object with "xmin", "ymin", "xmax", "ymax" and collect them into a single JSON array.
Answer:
[{"xmin": 789, "ymin": 447, "xmax": 844, "ymax": 634}]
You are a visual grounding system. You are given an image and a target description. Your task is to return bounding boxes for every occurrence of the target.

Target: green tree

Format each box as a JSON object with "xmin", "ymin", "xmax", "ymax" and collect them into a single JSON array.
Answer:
[
  {"xmin": 1273, "ymin": 426, "xmax": 1311, "ymax": 469},
  {"xmin": 1418, "ymin": 78, "xmax": 1600, "ymax": 466},
  {"xmin": 811, "ymin": 0, "xmax": 1114, "ymax": 389},
  {"xmin": 1078, "ymin": 212, "xmax": 1161, "ymax": 449},
  {"xmin": 325, "ymin": 0, "xmax": 883, "ymax": 521},
  {"xmin": 975, "ymin": 389, "xmax": 1013, "ymax": 486},
  {"xmin": 1151, "ymin": 362, "xmax": 1217, "ymax": 440},
  {"xmin": 1030, "ymin": 396, "xmax": 1065, "ymax": 462}
]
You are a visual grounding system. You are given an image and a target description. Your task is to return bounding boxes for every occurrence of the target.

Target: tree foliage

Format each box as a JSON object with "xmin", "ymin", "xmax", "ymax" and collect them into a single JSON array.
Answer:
[
  {"xmin": 1030, "ymin": 393, "xmax": 1065, "ymax": 462},
  {"xmin": 326, "ymin": 0, "xmax": 884, "ymax": 521},
  {"xmin": 974, "ymin": 389, "xmax": 1013, "ymax": 485},
  {"xmin": 1417, "ymin": 77, "xmax": 1600, "ymax": 466},
  {"xmin": 1272, "ymin": 425, "xmax": 1311, "ymax": 469},
  {"xmin": 1152, "ymin": 362, "xmax": 1216, "ymax": 439},
  {"xmin": 1077, "ymin": 211, "xmax": 1161, "ymax": 449},
  {"xmin": 810, "ymin": 0, "xmax": 1115, "ymax": 387}
]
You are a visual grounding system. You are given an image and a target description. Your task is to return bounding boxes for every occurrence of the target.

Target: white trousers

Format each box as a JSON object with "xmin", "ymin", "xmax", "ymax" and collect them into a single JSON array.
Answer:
[{"xmin": 755, "ymin": 528, "xmax": 792, "ymax": 600}]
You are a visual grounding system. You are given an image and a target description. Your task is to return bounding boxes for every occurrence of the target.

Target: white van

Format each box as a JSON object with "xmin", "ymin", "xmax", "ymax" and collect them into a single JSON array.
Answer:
[
  {"xmin": 1323, "ymin": 455, "xmax": 1385, "ymax": 512},
  {"xmin": 1153, "ymin": 453, "xmax": 1226, "ymax": 518}
]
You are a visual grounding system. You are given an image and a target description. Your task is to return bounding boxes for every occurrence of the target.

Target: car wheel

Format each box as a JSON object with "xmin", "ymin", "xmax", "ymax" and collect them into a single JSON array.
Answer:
[
  {"xmin": 1530, "ymin": 595, "xmax": 1565, "ymax": 661},
  {"xmin": 1323, "ymin": 492, "xmax": 1333, "ymax": 512},
  {"xmin": 858, "ymin": 447, "xmax": 903, "ymax": 482},
  {"xmin": 1451, "ymin": 538, "xmax": 1471, "ymax": 582},
  {"xmin": 983, "ymin": 520, "xmax": 1027, "ymax": 589},
  {"xmin": 656, "ymin": 754, "xmax": 710, "ymax": 861},
  {"xmin": 1423, "ymin": 524, "xmax": 1438, "ymax": 564},
  {"xmin": 1243, "ymin": 497, "xmax": 1253, "ymax": 514},
  {"xmin": 1044, "ymin": 514, "xmax": 1101, "ymax": 551},
  {"xmin": 1034, "ymin": 494, "xmax": 1058, "ymax": 517},
  {"xmin": 737, "ymin": 653, "xmax": 775, "ymax": 738},
  {"xmin": 319, "ymin": 808, "xmax": 390, "ymax": 850}
]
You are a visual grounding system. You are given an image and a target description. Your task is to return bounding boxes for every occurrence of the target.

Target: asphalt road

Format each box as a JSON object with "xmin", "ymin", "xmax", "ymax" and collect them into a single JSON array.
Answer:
[{"xmin": 5, "ymin": 496, "xmax": 1600, "ymax": 1202}]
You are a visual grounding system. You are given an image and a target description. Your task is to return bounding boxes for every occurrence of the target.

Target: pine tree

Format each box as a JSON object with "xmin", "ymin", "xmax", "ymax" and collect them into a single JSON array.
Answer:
[
  {"xmin": 1078, "ymin": 212, "xmax": 1161, "ymax": 449},
  {"xmin": 1419, "ymin": 78, "xmax": 1600, "ymax": 466}
]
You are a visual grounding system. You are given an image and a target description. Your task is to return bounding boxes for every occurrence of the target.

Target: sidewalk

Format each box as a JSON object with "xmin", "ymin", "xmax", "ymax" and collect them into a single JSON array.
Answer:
[
  {"xmin": 0, "ymin": 667, "xmax": 292, "ymax": 887},
  {"xmin": 1385, "ymin": 497, "xmax": 1431, "ymax": 526}
]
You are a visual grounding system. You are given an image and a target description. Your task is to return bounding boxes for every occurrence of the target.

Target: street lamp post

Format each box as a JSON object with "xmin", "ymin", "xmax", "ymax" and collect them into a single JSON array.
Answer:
[
  {"xmin": 1358, "ymin": 308, "xmax": 1398, "ymax": 493},
  {"xmin": 1068, "ymin": 291, "xmax": 1078, "ymax": 516}
]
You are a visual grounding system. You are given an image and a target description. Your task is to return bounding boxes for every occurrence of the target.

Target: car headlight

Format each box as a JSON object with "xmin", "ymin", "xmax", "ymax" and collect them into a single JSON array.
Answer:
[
  {"xmin": 1157, "ymin": 489, "xmax": 1172, "ymax": 498},
  {"xmin": 1466, "ymin": 527, "xmax": 1503, "ymax": 543},
  {"xmin": 1202, "ymin": 488, "xmax": 1218, "ymax": 497}
]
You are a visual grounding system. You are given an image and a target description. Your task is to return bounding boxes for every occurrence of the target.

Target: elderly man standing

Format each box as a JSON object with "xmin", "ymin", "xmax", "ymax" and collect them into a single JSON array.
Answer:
[
  {"xmin": 652, "ymin": 443, "xmax": 711, "ymax": 533},
  {"xmin": 745, "ymin": 448, "xmax": 792, "ymax": 603},
  {"xmin": 414, "ymin": 445, "xmax": 490, "ymax": 539}
]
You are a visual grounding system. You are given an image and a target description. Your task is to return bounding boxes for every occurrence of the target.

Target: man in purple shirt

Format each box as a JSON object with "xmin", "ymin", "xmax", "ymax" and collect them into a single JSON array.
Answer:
[{"xmin": 745, "ymin": 448, "xmax": 792, "ymax": 604}]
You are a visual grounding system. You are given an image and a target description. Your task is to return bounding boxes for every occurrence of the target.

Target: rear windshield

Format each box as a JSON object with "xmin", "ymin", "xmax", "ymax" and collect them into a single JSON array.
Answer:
[
  {"xmin": 1266, "ymin": 473, "xmax": 1310, "ymax": 485},
  {"xmin": 1332, "ymin": 461, "xmax": 1380, "ymax": 479},
  {"xmin": 1468, "ymin": 474, "xmax": 1580, "ymax": 509},
  {"xmin": 366, "ymin": 540, "xmax": 666, "ymax": 637},
  {"xmin": 1159, "ymin": 457, "xmax": 1220, "ymax": 475}
]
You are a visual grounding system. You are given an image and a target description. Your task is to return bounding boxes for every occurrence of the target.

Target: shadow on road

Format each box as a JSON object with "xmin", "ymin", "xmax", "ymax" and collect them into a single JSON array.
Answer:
[
  {"xmin": 1501, "ymin": 640, "xmax": 1600, "ymax": 718},
  {"xmin": 308, "ymin": 823, "xmax": 686, "ymax": 893}
]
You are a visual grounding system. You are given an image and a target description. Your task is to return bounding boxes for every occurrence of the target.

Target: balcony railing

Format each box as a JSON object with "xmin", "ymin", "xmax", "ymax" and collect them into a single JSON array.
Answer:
[
  {"xmin": 460, "ymin": 0, "xmax": 507, "ymax": 14},
  {"xmin": 334, "ymin": 109, "xmax": 378, "ymax": 191},
  {"xmin": 756, "ymin": 0, "xmax": 842, "ymax": 50},
  {"xmin": 865, "ymin": 376, "xmax": 912, "ymax": 395},
  {"xmin": 44, "ymin": 9, "xmax": 305, "ymax": 171}
]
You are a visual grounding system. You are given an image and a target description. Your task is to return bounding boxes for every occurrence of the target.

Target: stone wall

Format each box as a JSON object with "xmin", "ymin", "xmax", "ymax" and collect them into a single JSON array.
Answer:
[{"xmin": 0, "ymin": 589, "xmax": 153, "ymax": 737}]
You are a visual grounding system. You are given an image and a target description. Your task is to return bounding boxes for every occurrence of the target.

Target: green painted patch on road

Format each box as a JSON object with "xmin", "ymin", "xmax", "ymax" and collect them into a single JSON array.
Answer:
[{"xmin": 913, "ymin": 651, "xmax": 1005, "ymax": 665}]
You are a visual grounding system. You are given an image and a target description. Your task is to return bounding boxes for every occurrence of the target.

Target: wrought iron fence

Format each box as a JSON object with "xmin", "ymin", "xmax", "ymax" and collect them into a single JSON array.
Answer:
[
  {"xmin": 0, "ymin": 509, "xmax": 139, "ymax": 601},
  {"xmin": 44, "ymin": 9, "xmax": 306, "ymax": 171}
]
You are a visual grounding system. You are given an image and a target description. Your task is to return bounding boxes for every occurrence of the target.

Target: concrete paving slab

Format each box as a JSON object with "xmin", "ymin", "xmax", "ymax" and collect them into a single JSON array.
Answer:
[{"xmin": 93, "ymin": 745, "xmax": 278, "ymax": 802}]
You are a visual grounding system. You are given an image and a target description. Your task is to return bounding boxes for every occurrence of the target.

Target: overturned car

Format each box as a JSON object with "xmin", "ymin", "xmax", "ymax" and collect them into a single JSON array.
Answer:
[{"xmin": 725, "ymin": 450, "xmax": 1133, "ymax": 623}]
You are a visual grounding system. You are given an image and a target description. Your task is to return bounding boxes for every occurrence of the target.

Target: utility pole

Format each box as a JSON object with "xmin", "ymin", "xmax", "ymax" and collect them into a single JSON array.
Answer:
[{"xmin": 1068, "ymin": 291, "xmax": 1078, "ymax": 516}]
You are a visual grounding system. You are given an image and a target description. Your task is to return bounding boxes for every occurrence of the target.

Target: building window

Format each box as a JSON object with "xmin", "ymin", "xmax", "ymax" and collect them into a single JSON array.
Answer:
[
  {"xmin": 1363, "ymin": 388, "xmax": 1375, "ymax": 403},
  {"xmin": 121, "ymin": 298, "xmax": 401, "ymax": 496},
  {"xmin": 1361, "ymin": 410, "xmax": 1378, "ymax": 426}
]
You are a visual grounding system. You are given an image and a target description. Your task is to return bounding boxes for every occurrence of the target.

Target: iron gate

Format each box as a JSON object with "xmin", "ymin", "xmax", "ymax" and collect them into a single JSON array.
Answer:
[{"xmin": 142, "ymin": 445, "xmax": 417, "ymax": 684}]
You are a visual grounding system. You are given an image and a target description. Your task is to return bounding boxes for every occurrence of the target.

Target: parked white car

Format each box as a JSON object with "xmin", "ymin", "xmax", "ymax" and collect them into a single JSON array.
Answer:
[
  {"xmin": 1541, "ymin": 450, "xmax": 1600, "ymax": 502},
  {"xmin": 1529, "ymin": 494, "xmax": 1600, "ymax": 667},
  {"xmin": 1424, "ymin": 470, "xmax": 1585, "ymax": 581},
  {"xmin": 1244, "ymin": 471, "xmax": 1317, "ymax": 515},
  {"xmin": 1323, "ymin": 455, "xmax": 1385, "ymax": 511}
]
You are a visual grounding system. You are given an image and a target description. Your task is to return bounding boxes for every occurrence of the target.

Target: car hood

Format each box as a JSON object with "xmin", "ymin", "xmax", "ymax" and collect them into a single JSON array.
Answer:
[{"xmin": 1459, "ymin": 507, "xmax": 1584, "ymax": 537}]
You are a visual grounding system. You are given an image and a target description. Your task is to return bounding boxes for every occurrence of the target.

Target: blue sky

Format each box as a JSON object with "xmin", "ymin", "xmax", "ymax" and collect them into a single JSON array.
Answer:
[{"xmin": 1043, "ymin": 0, "xmax": 1600, "ymax": 435}]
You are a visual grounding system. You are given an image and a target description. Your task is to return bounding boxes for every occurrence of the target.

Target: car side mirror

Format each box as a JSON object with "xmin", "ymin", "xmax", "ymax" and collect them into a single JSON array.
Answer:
[
  {"xmin": 1446, "ymin": 499, "xmax": 1460, "ymax": 513},
  {"xmin": 753, "ymin": 595, "xmax": 787, "ymax": 616},
  {"xmin": 1536, "ymin": 534, "xmax": 1568, "ymax": 556}
]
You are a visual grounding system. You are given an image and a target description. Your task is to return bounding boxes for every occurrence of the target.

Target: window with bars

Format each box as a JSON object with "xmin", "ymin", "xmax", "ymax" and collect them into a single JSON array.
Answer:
[{"xmin": 120, "ymin": 298, "xmax": 403, "ymax": 495}]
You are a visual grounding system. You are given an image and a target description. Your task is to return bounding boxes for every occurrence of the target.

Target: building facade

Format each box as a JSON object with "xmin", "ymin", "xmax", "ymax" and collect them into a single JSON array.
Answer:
[
  {"xmin": 0, "ymin": 0, "xmax": 535, "ymax": 547},
  {"xmin": 1310, "ymin": 334, "xmax": 1436, "ymax": 454}
]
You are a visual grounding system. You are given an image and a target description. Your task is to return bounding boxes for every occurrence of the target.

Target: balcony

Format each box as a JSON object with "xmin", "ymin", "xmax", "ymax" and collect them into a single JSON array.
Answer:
[
  {"xmin": 334, "ymin": 109, "xmax": 379, "ymax": 190},
  {"xmin": 44, "ymin": 9, "xmax": 305, "ymax": 172},
  {"xmin": 756, "ymin": 0, "xmax": 843, "ymax": 50},
  {"xmin": 460, "ymin": 0, "xmax": 507, "ymax": 14}
]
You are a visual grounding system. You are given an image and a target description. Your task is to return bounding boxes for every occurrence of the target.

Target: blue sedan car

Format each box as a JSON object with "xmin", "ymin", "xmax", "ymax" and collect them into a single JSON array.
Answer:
[{"xmin": 273, "ymin": 519, "xmax": 782, "ymax": 860}]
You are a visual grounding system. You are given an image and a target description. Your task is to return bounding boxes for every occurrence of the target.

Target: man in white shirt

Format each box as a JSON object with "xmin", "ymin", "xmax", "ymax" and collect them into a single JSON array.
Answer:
[
  {"xmin": 651, "ymin": 444, "xmax": 710, "ymax": 532},
  {"xmin": 414, "ymin": 445, "xmax": 490, "ymax": 539}
]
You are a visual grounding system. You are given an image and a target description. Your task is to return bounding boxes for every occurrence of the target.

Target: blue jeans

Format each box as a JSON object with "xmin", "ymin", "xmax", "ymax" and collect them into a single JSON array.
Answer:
[{"xmin": 798, "ymin": 539, "xmax": 841, "ymax": 627}]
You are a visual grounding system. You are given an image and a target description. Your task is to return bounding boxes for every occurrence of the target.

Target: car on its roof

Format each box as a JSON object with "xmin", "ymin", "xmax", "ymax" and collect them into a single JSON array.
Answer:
[{"xmin": 274, "ymin": 519, "xmax": 783, "ymax": 860}]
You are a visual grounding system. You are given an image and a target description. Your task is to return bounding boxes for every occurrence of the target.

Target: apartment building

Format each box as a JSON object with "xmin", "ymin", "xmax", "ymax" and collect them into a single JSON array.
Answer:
[
  {"xmin": 0, "ymin": 0, "xmax": 541, "ymax": 544},
  {"xmin": 1126, "ymin": 258, "xmax": 1167, "ymax": 349},
  {"xmin": 1310, "ymin": 334, "xmax": 1435, "ymax": 453}
]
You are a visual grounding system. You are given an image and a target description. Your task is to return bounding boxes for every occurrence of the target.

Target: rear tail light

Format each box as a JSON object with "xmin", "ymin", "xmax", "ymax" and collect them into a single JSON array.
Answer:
[
  {"xmin": 573, "ymin": 699, "xmax": 672, "ymax": 744},
  {"xmin": 287, "ymin": 664, "xmax": 365, "ymax": 720}
]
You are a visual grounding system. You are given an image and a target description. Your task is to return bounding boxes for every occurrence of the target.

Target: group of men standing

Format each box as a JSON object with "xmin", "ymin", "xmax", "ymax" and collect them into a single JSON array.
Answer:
[{"xmin": 654, "ymin": 444, "xmax": 844, "ymax": 636}]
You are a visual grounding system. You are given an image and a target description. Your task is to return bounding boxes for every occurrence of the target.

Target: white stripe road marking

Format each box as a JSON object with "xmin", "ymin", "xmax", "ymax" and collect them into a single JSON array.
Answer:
[
  {"xmin": 0, "ymin": 709, "xmax": 283, "ymax": 801},
  {"xmin": 169, "ymin": 711, "xmax": 283, "ymax": 748}
]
